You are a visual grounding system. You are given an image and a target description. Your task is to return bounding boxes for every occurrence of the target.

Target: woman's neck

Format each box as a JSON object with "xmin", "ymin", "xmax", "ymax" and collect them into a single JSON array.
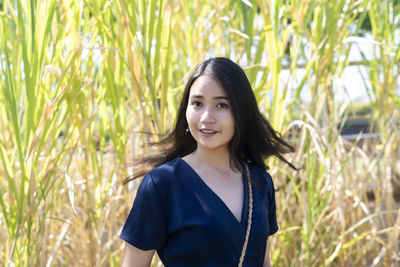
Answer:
[{"xmin": 188, "ymin": 147, "xmax": 237, "ymax": 173}]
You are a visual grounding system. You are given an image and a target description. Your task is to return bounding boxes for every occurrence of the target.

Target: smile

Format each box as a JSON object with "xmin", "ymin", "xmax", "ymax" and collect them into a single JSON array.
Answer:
[{"xmin": 199, "ymin": 129, "xmax": 218, "ymax": 135}]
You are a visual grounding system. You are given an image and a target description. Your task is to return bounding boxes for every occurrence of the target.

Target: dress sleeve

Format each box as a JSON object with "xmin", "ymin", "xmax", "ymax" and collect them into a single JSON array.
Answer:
[
  {"xmin": 265, "ymin": 172, "xmax": 279, "ymax": 236},
  {"xmin": 120, "ymin": 173, "xmax": 167, "ymax": 250}
]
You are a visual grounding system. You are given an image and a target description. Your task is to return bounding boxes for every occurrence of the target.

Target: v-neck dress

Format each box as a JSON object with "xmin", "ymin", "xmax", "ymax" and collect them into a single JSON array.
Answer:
[{"xmin": 120, "ymin": 158, "xmax": 278, "ymax": 267}]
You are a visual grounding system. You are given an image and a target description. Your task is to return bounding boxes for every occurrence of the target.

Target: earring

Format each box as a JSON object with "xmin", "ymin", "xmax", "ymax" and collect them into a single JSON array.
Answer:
[{"xmin": 185, "ymin": 128, "xmax": 189, "ymax": 134}]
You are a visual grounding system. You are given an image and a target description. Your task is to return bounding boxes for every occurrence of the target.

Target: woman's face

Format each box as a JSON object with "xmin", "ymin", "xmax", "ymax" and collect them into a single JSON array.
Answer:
[{"xmin": 186, "ymin": 75, "xmax": 235, "ymax": 155}]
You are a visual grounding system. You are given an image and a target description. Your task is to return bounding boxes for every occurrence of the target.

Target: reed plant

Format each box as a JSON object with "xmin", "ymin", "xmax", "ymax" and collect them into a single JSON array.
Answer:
[{"xmin": 0, "ymin": 0, "xmax": 399, "ymax": 266}]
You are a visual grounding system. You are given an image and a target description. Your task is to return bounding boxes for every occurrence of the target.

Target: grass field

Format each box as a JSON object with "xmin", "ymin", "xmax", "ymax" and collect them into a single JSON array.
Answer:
[{"xmin": 0, "ymin": 0, "xmax": 399, "ymax": 266}]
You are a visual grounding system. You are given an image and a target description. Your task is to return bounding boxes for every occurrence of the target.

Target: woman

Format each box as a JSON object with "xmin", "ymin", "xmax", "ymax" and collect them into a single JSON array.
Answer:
[{"xmin": 120, "ymin": 57, "xmax": 295, "ymax": 267}]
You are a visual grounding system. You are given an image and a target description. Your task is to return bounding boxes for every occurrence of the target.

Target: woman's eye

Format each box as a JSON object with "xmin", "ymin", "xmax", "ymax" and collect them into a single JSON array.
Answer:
[
  {"xmin": 217, "ymin": 103, "xmax": 229, "ymax": 109},
  {"xmin": 192, "ymin": 101, "xmax": 202, "ymax": 107}
]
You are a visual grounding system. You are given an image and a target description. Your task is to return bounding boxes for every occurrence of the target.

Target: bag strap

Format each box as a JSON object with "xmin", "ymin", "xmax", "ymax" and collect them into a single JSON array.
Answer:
[{"xmin": 238, "ymin": 163, "xmax": 253, "ymax": 267}]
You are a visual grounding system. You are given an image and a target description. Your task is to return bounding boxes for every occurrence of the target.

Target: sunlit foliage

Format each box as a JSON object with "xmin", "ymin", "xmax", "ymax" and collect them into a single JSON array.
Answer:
[{"xmin": 0, "ymin": 0, "xmax": 399, "ymax": 266}]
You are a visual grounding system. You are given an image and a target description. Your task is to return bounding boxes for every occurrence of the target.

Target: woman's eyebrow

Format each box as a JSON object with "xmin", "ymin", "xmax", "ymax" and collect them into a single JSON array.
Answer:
[
  {"xmin": 189, "ymin": 95, "xmax": 204, "ymax": 99},
  {"xmin": 214, "ymin": 96, "xmax": 228, "ymax": 100},
  {"xmin": 189, "ymin": 95, "xmax": 228, "ymax": 100}
]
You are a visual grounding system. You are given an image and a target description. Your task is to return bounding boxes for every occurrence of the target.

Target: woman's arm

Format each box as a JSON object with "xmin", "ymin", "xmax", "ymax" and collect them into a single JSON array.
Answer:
[
  {"xmin": 263, "ymin": 238, "xmax": 272, "ymax": 267},
  {"xmin": 121, "ymin": 242, "xmax": 155, "ymax": 267}
]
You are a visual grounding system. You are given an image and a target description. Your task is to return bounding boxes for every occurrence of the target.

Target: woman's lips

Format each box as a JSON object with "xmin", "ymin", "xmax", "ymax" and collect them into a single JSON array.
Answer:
[{"xmin": 199, "ymin": 129, "xmax": 218, "ymax": 136}]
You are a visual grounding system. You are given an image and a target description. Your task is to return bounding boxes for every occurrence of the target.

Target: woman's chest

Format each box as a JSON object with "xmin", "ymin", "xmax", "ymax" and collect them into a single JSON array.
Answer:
[{"xmin": 163, "ymin": 182, "xmax": 270, "ymax": 245}]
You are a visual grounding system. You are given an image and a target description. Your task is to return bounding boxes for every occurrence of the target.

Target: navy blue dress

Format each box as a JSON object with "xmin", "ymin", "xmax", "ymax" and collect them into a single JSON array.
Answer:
[{"xmin": 120, "ymin": 158, "xmax": 278, "ymax": 267}]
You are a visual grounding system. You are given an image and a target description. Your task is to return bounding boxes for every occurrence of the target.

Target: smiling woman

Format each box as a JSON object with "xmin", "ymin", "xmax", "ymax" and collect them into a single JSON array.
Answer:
[
  {"xmin": 186, "ymin": 75, "xmax": 235, "ymax": 155},
  {"xmin": 120, "ymin": 57, "xmax": 296, "ymax": 267}
]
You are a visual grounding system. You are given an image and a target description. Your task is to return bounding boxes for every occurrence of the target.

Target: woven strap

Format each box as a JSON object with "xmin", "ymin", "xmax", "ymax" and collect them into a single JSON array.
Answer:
[{"xmin": 238, "ymin": 163, "xmax": 253, "ymax": 267}]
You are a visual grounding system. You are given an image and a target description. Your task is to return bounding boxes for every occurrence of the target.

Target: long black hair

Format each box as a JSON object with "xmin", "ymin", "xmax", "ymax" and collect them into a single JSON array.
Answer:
[{"xmin": 123, "ymin": 57, "xmax": 296, "ymax": 183}]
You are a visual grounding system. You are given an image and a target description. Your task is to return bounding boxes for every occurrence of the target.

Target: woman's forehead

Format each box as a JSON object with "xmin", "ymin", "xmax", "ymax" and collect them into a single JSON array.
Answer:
[{"xmin": 189, "ymin": 76, "xmax": 226, "ymax": 98}]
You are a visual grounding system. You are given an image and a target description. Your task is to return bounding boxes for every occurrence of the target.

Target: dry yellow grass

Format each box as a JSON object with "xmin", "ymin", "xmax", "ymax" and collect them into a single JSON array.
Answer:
[{"xmin": 0, "ymin": 0, "xmax": 399, "ymax": 266}]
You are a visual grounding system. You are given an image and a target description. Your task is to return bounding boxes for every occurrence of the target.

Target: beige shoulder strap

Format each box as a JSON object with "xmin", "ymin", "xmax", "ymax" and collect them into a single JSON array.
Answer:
[{"xmin": 238, "ymin": 163, "xmax": 253, "ymax": 267}]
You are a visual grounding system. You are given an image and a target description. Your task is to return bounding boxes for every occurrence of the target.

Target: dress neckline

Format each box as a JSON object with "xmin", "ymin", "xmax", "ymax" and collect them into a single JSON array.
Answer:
[{"xmin": 178, "ymin": 157, "xmax": 248, "ymax": 226}]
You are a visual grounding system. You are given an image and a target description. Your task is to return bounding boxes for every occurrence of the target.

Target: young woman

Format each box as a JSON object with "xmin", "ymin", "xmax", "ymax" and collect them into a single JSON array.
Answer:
[{"xmin": 120, "ymin": 57, "xmax": 295, "ymax": 267}]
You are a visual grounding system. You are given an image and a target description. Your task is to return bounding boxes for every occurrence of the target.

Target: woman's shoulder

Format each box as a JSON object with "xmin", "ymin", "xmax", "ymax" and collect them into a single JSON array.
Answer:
[
  {"xmin": 247, "ymin": 162, "xmax": 274, "ymax": 192},
  {"xmin": 145, "ymin": 157, "xmax": 185, "ymax": 186},
  {"xmin": 247, "ymin": 162, "xmax": 271, "ymax": 179}
]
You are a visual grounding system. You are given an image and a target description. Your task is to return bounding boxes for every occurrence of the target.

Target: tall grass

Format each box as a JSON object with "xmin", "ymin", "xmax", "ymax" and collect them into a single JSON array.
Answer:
[{"xmin": 0, "ymin": 0, "xmax": 399, "ymax": 266}]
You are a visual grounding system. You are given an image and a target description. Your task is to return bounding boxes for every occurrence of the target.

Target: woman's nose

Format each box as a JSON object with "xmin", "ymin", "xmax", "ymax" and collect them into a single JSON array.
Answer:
[{"xmin": 200, "ymin": 107, "xmax": 216, "ymax": 123}]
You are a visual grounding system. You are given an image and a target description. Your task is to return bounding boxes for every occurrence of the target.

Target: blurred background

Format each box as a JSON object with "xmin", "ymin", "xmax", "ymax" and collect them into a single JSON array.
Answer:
[{"xmin": 0, "ymin": 0, "xmax": 399, "ymax": 266}]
